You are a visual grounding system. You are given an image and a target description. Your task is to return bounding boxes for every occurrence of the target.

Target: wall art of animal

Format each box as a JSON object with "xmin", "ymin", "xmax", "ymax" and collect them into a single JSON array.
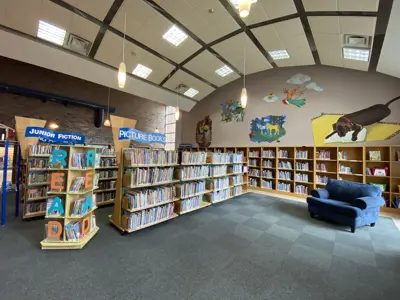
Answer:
[
  {"xmin": 249, "ymin": 115, "xmax": 287, "ymax": 143},
  {"xmin": 221, "ymin": 100, "xmax": 245, "ymax": 123},
  {"xmin": 196, "ymin": 116, "xmax": 212, "ymax": 147}
]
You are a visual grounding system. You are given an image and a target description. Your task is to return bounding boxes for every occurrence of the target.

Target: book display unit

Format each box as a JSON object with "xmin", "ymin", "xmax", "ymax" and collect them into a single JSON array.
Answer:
[
  {"xmin": 94, "ymin": 146, "xmax": 117, "ymax": 207},
  {"xmin": 182, "ymin": 146, "xmax": 400, "ymax": 214}
]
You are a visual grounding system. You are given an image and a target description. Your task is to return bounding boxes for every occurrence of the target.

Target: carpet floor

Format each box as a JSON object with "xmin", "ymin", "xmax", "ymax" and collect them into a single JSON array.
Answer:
[{"xmin": 0, "ymin": 192, "xmax": 400, "ymax": 300}]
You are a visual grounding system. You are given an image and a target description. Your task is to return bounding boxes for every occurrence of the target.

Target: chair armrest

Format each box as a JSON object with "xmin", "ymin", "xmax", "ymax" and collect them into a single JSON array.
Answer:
[
  {"xmin": 311, "ymin": 188, "xmax": 330, "ymax": 199},
  {"xmin": 352, "ymin": 196, "xmax": 385, "ymax": 210}
]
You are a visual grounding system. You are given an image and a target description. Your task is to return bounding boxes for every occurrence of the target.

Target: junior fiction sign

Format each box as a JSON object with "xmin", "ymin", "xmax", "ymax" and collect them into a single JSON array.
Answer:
[
  {"xmin": 118, "ymin": 128, "xmax": 166, "ymax": 145},
  {"xmin": 25, "ymin": 127, "xmax": 85, "ymax": 145}
]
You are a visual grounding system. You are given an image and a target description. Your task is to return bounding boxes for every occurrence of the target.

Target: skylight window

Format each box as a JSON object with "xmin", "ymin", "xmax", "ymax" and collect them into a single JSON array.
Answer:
[
  {"xmin": 37, "ymin": 20, "xmax": 66, "ymax": 46},
  {"xmin": 216, "ymin": 65, "xmax": 234, "ymax": 77},
  {"xmin": 184, "ymin": 88, "xmax": 199, "ymax": 98},
  {"xmin": 132, "ymin": 64, "xmax": 153, "ymax": 79},
  {"xmin": 342, "ymin": 47, "xmax": 370, "ymax": 62},
  {"xmin": 268, "ymin": 50, "xmax": 290, "ymax": 60},
  {"xmin": 229, "ymin": 0, "xmax": 258, "ymax": 9},
  {"xmin": 163, "ymin": 25, "xmax": 188, "ymax": 46}
]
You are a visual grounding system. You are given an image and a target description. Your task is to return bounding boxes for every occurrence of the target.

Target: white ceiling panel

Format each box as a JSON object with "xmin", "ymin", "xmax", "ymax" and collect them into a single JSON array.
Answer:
[
  {"xmin": 244, "ymin": 0, "xmax": 297, "ymax": 25},
  {"xmin": 252, "ymin": 18, "xmax": 315, "ymax": 67},
  {"xmin": 163, "ymin": 70, "xmax": 216, "ymax": 101},
  {"xmin": 95, "ymin": 31, "xmax": 175, "ymax": 85},
  {"xmin": 303, "ymin": 0, "xmax": 379, "ymax": 11},
  {"xmin": 111, "ymin": 0, "xmax": 202, "ymax": 63},
  {"xmin": 212, "ymin": 33, "xmax": 273, "ymax": 74},
  {"xmin": 184, "ymin": 51, "xmax": 240, "ymax": 87},
  {"xmin": 339, "ymin": 16, "xmax": 377, "ymax": 36},
  {"xmin": 308, "ymin": 16, "xmax": 340, "ymax": 34},
  {"xmin": 156, "ymin": 0, "xmax": 240, "ymax": 43},
  {"xmin": 63, "ymin": 0, "xmax": 114, "ymax": 20}
]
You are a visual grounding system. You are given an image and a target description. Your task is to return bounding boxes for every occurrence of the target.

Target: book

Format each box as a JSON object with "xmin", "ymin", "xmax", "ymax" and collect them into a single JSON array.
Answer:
[{"xmin": 369, "ymin": 151, "xmax": 381, "ymax": 161}]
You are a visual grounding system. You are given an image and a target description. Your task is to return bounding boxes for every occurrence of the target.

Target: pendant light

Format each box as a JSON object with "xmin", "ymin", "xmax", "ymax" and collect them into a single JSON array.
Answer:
[
  {"xmin": 118, "ymin": 12, "xmax": 127, "ymax": 88},
  {"xmin": 241, "ymin": 42, "xmax": 248, "ymax": 108},
  {"xmin": 104, "ymin": 88, "xmax": 111, "ymax": 127},
  {"xmin": 239, "ymin": 0, "xmax": 251, "ymax": 18},
  {"xmin": 175, "ymin": 92, "xmax": 180, "ymax": 121}
]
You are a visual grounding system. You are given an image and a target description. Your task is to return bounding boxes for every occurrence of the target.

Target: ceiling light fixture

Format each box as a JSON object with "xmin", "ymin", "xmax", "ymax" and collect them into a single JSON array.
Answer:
[
  {"xmin": 175, "ymin": 92, "xmax": 180, "ymax": 121},
  {"xmin": 342, "ymin": 47, "xmax": 370, "ymax": 62},
  {"xmin": 37, "ymin": 20, "xmax": 66, "ymax": 45},
  {"xmin": 230, "ymin": 0, "xmax": 258, "ymax": 9},
  {"xmin": 104, "ymin": 88, "xmax": 111, "ymax": 127},
  {"xmin": 241, "ymin": 41, "xmax": 248, "ymax": 109},
  {"xmin": 49, "ymin": 123, "xmax": 59, "ymax": 129},
  {"xmin": 184, "ymin": 88, "xmax": 199, "ymax": 98},
  {"xmin": 216, "ymin": 65, "xmax": 234, "ymax": 77},
  {"xmin": 238, "ymin": 0, "xmax": 253, "ymax": 18},
  {"xmin": 269, "ymin": 50, "xmax": 290, "ymax": 60},
  {"xmin": 132, "ymin": 64, "xmax": 153, "ymax": 79},
  {"xmin": 118, "ymin": 12, "xmax": 127, "ymax": 88},
  {"xmin": 163, "ymin": 25, "xmax": 188, "ymax": 46}
]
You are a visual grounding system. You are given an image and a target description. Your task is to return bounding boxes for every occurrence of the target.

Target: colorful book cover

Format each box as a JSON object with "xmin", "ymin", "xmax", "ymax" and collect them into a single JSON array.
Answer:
[{"xmin": 369, "ymin": 151, "xmax": 381, "ymax": 161}]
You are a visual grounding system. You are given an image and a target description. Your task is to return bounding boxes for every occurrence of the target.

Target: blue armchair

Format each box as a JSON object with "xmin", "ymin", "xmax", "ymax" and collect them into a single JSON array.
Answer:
[{"xmin": 307, "ymin": 179, "xmax": 385, "ymax": 233}]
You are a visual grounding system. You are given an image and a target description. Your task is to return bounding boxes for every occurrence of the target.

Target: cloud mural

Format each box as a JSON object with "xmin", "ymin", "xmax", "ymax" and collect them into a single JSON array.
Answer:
[
  {"xmin": 306, "ymin": 82, "xmax": 324, "ymax": 92},
  {"xmin": 286, "ymin": 73, "xmax": 311, "ymax": 85}
]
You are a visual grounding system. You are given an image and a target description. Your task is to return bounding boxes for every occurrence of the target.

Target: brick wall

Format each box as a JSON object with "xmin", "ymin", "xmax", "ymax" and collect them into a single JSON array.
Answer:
[{"xmin": 0, "ymin": 57, "xmax": 166, "ymax": 145}]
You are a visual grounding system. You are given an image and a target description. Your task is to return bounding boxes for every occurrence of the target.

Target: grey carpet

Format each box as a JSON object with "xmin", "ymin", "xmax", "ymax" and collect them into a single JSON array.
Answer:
[{"xmin": 1, "ymin": 192, "xmax": 400, "ymax": 300}]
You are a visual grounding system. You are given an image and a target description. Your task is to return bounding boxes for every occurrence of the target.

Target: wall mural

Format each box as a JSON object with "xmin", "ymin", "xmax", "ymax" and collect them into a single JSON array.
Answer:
[
  {"xmin": 249, "ymin": 115, "xmax": 287, "ymax": 143},
  {"xmin": 196, "ymin": 116, "xmax": 212, "ymax": 147},
  {"xmin": 221, "ymin": 100, "xmax": 245, "ymax": 122},
  {"xmin": 282, "ymin": 73, "xmax": 324, "ymax": 108},
  {"xmin": 312, "ymin": 96, "xmax": 400, "ymax": 145},
  {"xmin": 263, "ymin": 93, "xmax": 280, "ymax": 103}
]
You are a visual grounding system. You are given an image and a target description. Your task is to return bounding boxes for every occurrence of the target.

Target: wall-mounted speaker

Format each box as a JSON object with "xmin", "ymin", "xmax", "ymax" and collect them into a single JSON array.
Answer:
[{"xmin": 94, "ymin": 109, "xmax": 104, "ymax": 128}]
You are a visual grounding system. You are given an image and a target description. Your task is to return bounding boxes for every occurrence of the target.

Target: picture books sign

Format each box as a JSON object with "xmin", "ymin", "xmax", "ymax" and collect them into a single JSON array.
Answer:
[
  {"xmin": 118, "ymin": 128, "xmax": 166, "ymax": 145},
  {"xmin": 25, "ymin": 127, "xmax": 85, "ymax": 145}
]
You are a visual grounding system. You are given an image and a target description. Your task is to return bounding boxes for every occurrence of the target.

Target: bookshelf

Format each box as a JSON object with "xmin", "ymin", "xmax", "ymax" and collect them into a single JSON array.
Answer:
[
  {"xmin": 94, "ymin": 145, "xmax": 117, "ymax": 207},
  {"xmin": 181, "ymin": 146, "xmax": 400, "ymax": 214},
  {"xmin": 40, "ymin": 145, "xmax": 99, "ymax": 250}
]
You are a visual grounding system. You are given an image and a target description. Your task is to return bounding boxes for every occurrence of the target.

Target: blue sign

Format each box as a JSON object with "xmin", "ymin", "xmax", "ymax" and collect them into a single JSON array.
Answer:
[
  {"xmin": 25, "ymin": 127, "xmax": 85, "ymax": 145},
  {"xmin": 119, "ymin": 128, "xmax": 166, "ymax": 145}
]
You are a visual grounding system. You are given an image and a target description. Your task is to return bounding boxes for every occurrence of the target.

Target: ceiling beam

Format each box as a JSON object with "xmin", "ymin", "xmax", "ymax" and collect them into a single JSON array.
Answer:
[
  {"xmin": 218, "ymin": 0, "xmax": 277, "ymax": 68},
  {"xmin": 89, "ymin": 0, "xmax": 124, "ymax": 58},
  {"xmin": 369, "ymin": 0, "xmax": 394, "ymax": 71},
  {"xmin": 293, "ymin": 0, "xmax": 320, "ymax": 65}
]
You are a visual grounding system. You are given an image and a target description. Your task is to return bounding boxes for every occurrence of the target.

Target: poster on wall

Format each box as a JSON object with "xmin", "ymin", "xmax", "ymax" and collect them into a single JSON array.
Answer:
[
  {"xmin": 312, "ymin": 96, "xmax": 400, "ymax": 145},
  {"xmin": 249, "ymin": 115, "xmax": 287, "ymax": 143},
  {"xmin": 221, "ymin": 100, "xmax": 245, "ymax": 122},
  {"xmin": 196, "ymin": 116, "xmax": 212, "ymax": 147}
]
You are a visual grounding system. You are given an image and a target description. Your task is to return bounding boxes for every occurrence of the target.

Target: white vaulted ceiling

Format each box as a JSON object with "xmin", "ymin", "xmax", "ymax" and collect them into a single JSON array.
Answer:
[{"xmin": 0, "ymin": 0, "xmax": 398, "ymax": 111}]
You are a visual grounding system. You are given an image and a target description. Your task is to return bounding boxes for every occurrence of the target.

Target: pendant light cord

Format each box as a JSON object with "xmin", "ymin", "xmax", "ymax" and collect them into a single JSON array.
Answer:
[
  {"xmin": 107, "ymin": 88, "xmax": 110, "ymax": 118},
  {"xmin": 243, "ymin": 40, "xmax": 246, "ymax": 87},
  {"xmin": 123, "ymin": 12, "xmax": 126, "ymax": 62}
]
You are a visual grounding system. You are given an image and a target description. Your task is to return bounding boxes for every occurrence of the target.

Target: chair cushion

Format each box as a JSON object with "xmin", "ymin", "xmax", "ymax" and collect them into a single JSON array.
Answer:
[
  {"xmin": 326, "ymin": 179, "xmax": 382, "ymax": 203},
  {"xmin": 307, "ymin": 196, "xmax": 362, "ymax": 218}
]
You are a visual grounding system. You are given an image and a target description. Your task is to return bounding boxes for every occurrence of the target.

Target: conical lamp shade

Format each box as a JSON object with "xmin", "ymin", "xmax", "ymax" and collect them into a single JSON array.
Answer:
[
  {"xmin": 118, "ymin": 62, "xmax": 126, "ymax": 88},
  {"xmin": 175, "ymin": 106, "xmax": 180, "ymax": 121},
  {"xmin": 240, "ymin": 87, "xmax": 248, "ymax": 108},
  {"xmin": 239, "ymin": 0, "xmax": 251, "ymax": 18},
  {"xmin": 154, "ymin": 128, "xmax": 159, "ymax": 133},
  {"xmin": 104, "ymin": 119, "xmax": 111, "ymax": 127}
]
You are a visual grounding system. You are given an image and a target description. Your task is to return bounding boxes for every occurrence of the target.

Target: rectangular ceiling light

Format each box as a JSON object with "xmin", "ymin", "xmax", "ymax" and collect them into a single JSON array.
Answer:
[
  {"xmin": 37, "ymin": 20, "xmax": 66, "ymax": 46},
  {"xmin": 184, "ymin": 88, "xmax": 199, "ymax": 98},
  {"xmin": 216, "ymin": 65, "xmax": 234, "ymax": 77},
  {"xmin": 163, "ymin": 25, "xmax": 188, "ymax": 46},
  {"xmin": 229, "ymin": 0, "xmax": 258, "ymax": 9},
  {"xmin": 132, "ymin": 64, "xmax": 153, "ymax": 79},
  {"xmin": 343, "ymin": 47, "xmax": 370, "ymax": 62},
  {"xmin": 268, "ymin": 50, "xmax": 290, "ymax": 60}
]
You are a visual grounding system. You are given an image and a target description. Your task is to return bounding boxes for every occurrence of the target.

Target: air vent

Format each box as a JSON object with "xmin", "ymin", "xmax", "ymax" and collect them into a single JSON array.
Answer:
[
  {"xmin": 175, "ymin": 84, "xmax": 189, "ymax": 94},
  {"xmin": 64, "ymin": 33, "xmax": 92, "ymax": 56},
  {"xmin": 343, "ymin": 35, "xmax": 371, "ymax": 48}
]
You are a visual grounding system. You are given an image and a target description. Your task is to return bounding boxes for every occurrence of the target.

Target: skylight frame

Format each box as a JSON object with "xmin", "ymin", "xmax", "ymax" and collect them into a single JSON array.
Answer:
[
  {"xmin": 342, "ymin": 47, "xmax": 370, "ymax": 62},
  {"xmin": 37, "ymin": 20, "xmax": 67, "ymax": 46},
  {"xmin": 215, "ymin": 65, "xmax": 234, "ymax": 77},
  {"xmin": 132, "ymin": 64, "xmax": 153, "ymax": 79},
  {"xmin": 268, "ymin": 50, "xmax": 290, "ymax": 60},
  {"xmin": 184, "ymin": 88, "xmax": 199, "ymax": 98},
  {"xmin": 162, "ymin": 25, "xmax": 189, "ymax": 47}
]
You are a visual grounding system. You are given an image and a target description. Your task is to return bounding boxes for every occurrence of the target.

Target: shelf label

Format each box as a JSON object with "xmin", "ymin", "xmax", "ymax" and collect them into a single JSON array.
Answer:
[
  {"xmin": 25, "ymin": 127, "xmax": 85, "ymax": 145},
  {"xmin": 118, "ymin": 128, "xmax": 166, "ymax": 145}
]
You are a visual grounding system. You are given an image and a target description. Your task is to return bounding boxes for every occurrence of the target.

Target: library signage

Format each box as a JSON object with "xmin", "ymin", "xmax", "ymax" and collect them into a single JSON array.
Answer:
[
  {"xmin": 118, "ymin": 128, "xmax": 166, "ymax": 145},
  {"xmin": 25, "ymin": 127, "xmax": 85, "ymax": 145}
]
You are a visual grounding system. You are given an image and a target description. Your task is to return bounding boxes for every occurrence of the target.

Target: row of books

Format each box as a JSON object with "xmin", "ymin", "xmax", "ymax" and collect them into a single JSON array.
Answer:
[
  {"xmin": 249, "ymin": 178, "xmax": 258, "ymax": 187},
  {"xmin": 338, "ymin": 151, "xmax": 348, "ymax": 160},
  {"xmin": 209, "ymin": 189, "xmax": 230, "ymax": 203},
  {"xmin": 249, "ymin": 169, "xmax": 260, "ymax": 177},
  {"xmin": 278, "ymin": 171, "xmax": 291, "ymax": 180},
  {"xmin": 278, "ymin": 182, "xmax": 291, "ymax": 192},
  {"xmin": 98, "ymin": 170, "xmax": 118, "ymax": 179},
  {"xmin": 178, "ymin": 166, "xmax": 209, "ymax": 180},
  {"xmin": 231, "ymin": 165, "xmax": 243, "ymax": 174},
  {"xmin": 28, "ymin": 173, "xmax": 49, "ymax": 184},
  {"xmin": 231, "ymin": 175, "xmax": 244, "ymax": 185},
  {"xmin": 316, "ymin": 150, "xmax": 331, "ymax": 160},
  {"xmin": 96, "ymin": 192, "xmax": 115, "ymax": 203},
  {"xmin": 249, "ymin": 159, "xmax": 258, "ymax": 167},
  {"xmin": 70, "ymin": 177, "xmax": 87, "ymax": 192},
  {"xmin": 210, "ymin": 165, "xmax": 228, "ymax": 176},
  {"xmin": 295, "ymin": 150, "xmax": 309, "ymax": 159},
  {"xmin": 316, "ymin": 163, "xmax": 328, "ymax": 172},
  {"xmin": 262, "ymin": 150, "xmax": 274, "ymax": 158},
  {"xmin": 25, "ymin": 202, "xmax": 46, "ymax": 214},
  {"xmin": 28, "ymin": 158, "xmax": 49, "ymax": 169},
  {"xmin": 262, "ymin": 180, "xmax": 273, "ymax": 189},
  {"xmin": 178, "ymin": 181, "xmax": 206, "ymax": 197},
  {"xmin": 126, "ymin": 167, "xmax": 174, "ymax": 186},
  {"xmin": 99, "ymin": 158, "xmax": 117, "ymax": 167},
  {"xmin": 65, "ymin": 215, "xmax": 96, "ymax": 241},
  {"xmin": 279, "ymin": 161, "xmax": 292, "ymax": 169},
  {"xmin": 125, "ymin": 149, "xmax": 178, "ymax": 166},
  {"xmin": 209, "ymin": 177, "xmax": 229, "ymax": 190},
  {"xmin": 339, "ymin": 165, "xmax": 352, "ymax": 174},
  {"xmin": 278, "ymin": 150, "xmax": 290, "ymax": 158},
  {"xmin": 263, "ymin": 160, "xmax": 273, "ymax": 168},
  {"xmin": 249, "ymin": 150, "xmax": 260, "ymax": 157},
  {"xmin": 181, "ymin": 151, "xmax": 207, "ymax": 164},
  {"xmin": 232, "ymin": 186, "xmax": 243, "ymax": 196},
  {"xmin": 296, "ymin": 162, "xmax": 309, "ymax": 171},
  {"xmin": 125, "ymin": 186, "xmax": 175, "ymax": 210},
  {"xmin": 317, "ymin": 175, "xmax": 329, "ymax": 184},
  {"xmin": 27, "ymin": 187, "xmax": 48, "ymax": 199},
  {"xmin": 97, "ymin": 180, "xmax": 116, "ymax": 190},
  {"xmin": 100, "ymin": 147, "xmax": 116, "ymax": 156},
  {"xmin": 295, "ymin": 185, "xmax": 308, "ymax": 195},
  {"xmin": 71, "ymin": 153, "xmax": 92, "ymax": 168},
  {"xmin": 180, "ymin": 196, "xmax": 202, "ymax": 212},
  {"xmin": 29, "ymin": 144, "xmax": 59, "ymax": 156},
  {"xmin": 70, "ymin": 196, "xmax": 96, "ymax": 216},
  {"xmin": 262, "ymin": 170, "xmax": 273, "ymax": 178},
  {"xmin": 125, "ymin": 203, "xmax": 175, "ymax": 231},
  {"xmin": 295, "ymin": 173, "xmax": 309, "ymax": 182}
]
